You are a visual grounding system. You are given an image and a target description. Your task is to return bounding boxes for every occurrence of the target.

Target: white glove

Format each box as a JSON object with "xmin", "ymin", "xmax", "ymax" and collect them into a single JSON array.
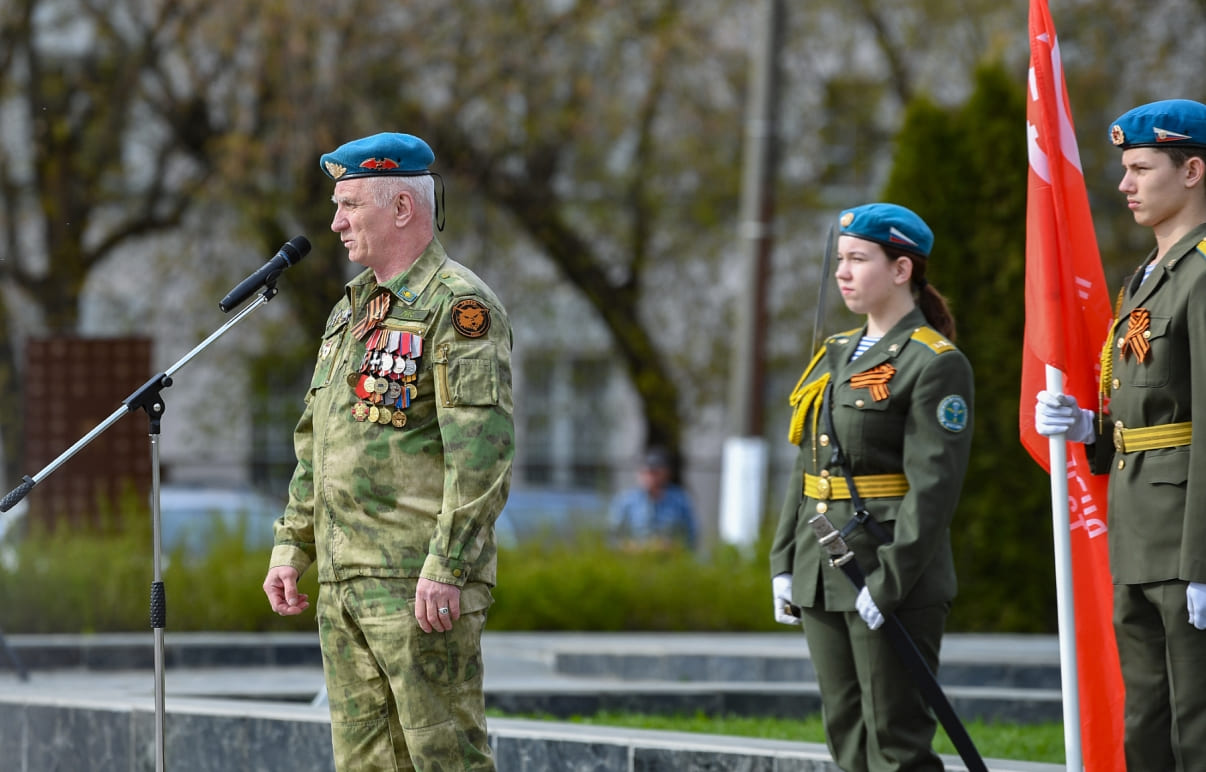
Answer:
[
  {"xmin": 1035, "ymin": 390, "xmax": 1095, "ymax": 443},
  {"xmin": 1188, "ymin": 582, "xmax": 1206, "ymax": 630},
  {"xmin": 772, "ymin": 573, "xmax": 800, "ymax": 625},
  {"xmin": 856, "ymin": 586, "xmax": 884, "ymax": 630}
]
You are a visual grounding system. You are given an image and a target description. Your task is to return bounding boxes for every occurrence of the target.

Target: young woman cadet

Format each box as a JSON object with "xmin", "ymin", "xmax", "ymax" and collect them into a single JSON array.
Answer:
[{"xmin": 770, "ymin": 203, "xmax": 975, "ymax": 771}]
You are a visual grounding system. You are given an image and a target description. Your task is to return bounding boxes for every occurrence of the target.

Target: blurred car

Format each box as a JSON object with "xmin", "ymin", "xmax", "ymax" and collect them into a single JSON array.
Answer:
[
  {"xmin": 157, "ymin": 484, "xmax": 284, "ymax": 556},
  {"xmin": 493, "ymin": 487, "xmax": 609, "ymax": 549}
]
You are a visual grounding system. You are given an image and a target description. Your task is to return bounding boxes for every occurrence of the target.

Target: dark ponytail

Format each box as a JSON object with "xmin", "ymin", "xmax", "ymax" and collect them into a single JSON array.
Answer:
[{"xmin": 891, "ymin": 249, "xmax": 957, "ymax": 342}]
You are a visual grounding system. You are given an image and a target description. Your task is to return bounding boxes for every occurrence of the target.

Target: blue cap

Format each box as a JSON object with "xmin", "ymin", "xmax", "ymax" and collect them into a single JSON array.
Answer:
[
  {"xmin": 838, "ymin": 203, "xmax": 933, "ymax": 257},
  {"xmin": 1109, "ymin": 99, "xmax": 1206, "ymax": 150},
  {"xmin": 320, "ymin": 132, "xmax": 435, "ymax": 181}
]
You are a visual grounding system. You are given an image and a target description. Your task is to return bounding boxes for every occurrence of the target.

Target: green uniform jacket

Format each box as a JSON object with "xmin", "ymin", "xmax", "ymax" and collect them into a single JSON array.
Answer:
[
  {"xmin": 270, "ymin": 238, "xmax": 515, "ymax": 588},
  {"xmin": 1089, "ymin": 223, "xmax": 1206, "ymax": 585},
  {"xmin": 770, "ymin": 308, "xmax": 974, "ymax": 613}
]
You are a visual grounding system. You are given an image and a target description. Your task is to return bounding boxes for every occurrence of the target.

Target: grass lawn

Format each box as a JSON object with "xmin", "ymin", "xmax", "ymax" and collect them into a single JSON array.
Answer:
[{"xmin": 488, "ymin": 709, "xmax": 1066, "ymax": 764}]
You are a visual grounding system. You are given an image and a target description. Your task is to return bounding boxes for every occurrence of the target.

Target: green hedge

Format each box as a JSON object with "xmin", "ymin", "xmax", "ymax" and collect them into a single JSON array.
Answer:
[
  {"xmin": 0, "ymin": 502, "xmax": 1043, "ymax": 634},
  {"xmin": 0, "ymin": 504, "xmax": 784, "ymax": 634}
]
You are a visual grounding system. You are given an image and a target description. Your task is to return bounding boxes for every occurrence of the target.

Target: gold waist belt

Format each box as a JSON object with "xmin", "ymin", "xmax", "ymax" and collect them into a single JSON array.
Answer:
[
  {"xmin": 1113, "ymin": 421, "xmax": 1192, "ymax": 453},
  {"xmin": 803, "ymin": 472, "xmax": 909, "ymax": 501}
]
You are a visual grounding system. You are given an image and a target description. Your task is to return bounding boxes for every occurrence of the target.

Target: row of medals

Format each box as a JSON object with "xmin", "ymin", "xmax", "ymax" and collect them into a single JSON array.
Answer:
[{"xmin": 350, "ymin": 328, "xmax": 422, "ymax": 428}]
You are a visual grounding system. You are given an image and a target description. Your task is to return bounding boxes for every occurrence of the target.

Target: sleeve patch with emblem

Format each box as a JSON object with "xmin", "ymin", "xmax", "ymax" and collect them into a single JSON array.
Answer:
[
  {"xmin": 937, "ymin": 395, "xmax": 969, "ymax": 432},
  {"xmin": 451, "ymin": 298, "xmax": 491, "ymax": 338}
]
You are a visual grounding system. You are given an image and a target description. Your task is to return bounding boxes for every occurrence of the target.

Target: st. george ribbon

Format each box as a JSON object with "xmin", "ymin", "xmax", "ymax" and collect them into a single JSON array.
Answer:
[{"xmin": 218, "ymin": 236, "xmax": 311, "ymax": 312}]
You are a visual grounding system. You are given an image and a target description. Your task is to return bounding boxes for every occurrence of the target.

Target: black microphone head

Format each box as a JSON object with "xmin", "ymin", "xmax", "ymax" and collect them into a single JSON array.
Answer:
[{"xmin": 281, "ymin": 236, "xmax": 311, "ymax": 265}]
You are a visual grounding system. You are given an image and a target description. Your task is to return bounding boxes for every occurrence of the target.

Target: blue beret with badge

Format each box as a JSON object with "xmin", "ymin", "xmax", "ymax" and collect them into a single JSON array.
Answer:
[
  {"xmin": 320, "ymin": 132, "xmax": 435, "ymax": 181},
  {"xmin": 838, "ymin": 203, "xmax": 934, "ymax": 258},
  {"xmin": 1109, "ymin": 99, "xmax": 1206, "ymax": 150}
]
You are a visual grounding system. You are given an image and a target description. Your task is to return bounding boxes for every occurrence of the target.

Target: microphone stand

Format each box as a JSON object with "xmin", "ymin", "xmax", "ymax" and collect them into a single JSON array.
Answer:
[{"xmin": 0, "ymin": 283, "xmax": 283, "ymax": 772}]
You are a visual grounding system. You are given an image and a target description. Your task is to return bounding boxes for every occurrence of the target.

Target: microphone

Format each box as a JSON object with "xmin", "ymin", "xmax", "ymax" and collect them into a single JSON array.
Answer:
[{"xmin": 218, "ymin": 236, "xmax": 311, "ymax": 312}]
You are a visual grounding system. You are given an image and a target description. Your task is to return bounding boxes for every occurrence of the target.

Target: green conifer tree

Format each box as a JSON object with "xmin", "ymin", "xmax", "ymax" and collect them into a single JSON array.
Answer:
[{"xmin": 881, "ymin": 63, "xmax": 1056, "ymax": 631}]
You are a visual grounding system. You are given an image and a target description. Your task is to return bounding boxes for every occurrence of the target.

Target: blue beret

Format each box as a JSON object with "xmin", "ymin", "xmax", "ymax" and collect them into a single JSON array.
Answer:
[
  {"xmin": 1109, "ymin": 99, "xmax": 1206, "ymax": 150},
  {"xmin": 320, "ymin": 132, "xmax": 435, "ymax": 181},
  {"xmin": 838, "ymin": 203, "xmax": 933, "ymax": 257}
]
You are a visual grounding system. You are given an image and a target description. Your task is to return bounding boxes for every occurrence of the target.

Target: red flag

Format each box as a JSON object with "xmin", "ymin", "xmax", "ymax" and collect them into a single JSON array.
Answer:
[{"xmin": 1023, "ymin": 1, "xmax": 1125, "ymax": 769}]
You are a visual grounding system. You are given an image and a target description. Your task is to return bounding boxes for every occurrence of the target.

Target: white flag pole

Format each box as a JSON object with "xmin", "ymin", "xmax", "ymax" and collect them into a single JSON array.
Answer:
[{"xmin": 1046, "ymin": 364, "xmax": 1083, "ymax": 771}]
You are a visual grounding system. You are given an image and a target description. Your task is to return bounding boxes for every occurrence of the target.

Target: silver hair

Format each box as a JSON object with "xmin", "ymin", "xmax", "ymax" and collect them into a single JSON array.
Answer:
[{"xmin": 367, "ymin": 174, "xmax": 436, "ymax": 219}]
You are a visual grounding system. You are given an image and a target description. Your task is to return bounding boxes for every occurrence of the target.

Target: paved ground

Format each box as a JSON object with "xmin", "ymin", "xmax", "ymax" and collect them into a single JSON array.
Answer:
[{"xmin": 0, "ymin": 631, "xmax": 1068, "ymax": 772}]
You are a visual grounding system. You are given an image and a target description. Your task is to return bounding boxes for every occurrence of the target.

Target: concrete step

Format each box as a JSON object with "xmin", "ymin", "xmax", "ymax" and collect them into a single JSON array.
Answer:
[{"xmin": 0, "ymin": 632, "xmax": 1070, "ymax": 771}]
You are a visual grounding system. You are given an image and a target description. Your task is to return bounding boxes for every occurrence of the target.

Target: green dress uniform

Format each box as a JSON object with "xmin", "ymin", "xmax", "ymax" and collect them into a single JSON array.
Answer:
[
  {"xmin": 271, "ymin": 236, "xmax": 514, "ymax": 771},
  {"xmin": 1087, "ymin": 223, "xmax": 1206, "ymax": 772},
  {"xmin": 771, "ymin": 307, "xmax": 974, "ymax": 772}
]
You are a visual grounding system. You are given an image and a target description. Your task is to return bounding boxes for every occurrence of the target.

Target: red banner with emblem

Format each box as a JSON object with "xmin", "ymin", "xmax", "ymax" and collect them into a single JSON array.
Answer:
[{"xmin": 1022, "ymin": 1, "xmax": 1125, "ymax": 768}]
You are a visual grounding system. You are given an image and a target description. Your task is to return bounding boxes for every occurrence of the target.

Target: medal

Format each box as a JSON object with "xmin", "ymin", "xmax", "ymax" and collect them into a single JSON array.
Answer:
[
  {"xmin": 392, "ymin": 411, "xmax": 407, "ymax": 428},
  {"xmin": 368, "ymin": 406, "xmax": 380, "ymax": 423},
  {"xmin": 352, "ymin": 402, "xmax": 370, "ymax": 422}
]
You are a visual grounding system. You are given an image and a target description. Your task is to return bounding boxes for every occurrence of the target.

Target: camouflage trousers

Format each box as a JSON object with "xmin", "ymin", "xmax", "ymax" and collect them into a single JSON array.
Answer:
[{"xmin": 317, "ymin": 576, "xmax": 495, "ymax": 771}]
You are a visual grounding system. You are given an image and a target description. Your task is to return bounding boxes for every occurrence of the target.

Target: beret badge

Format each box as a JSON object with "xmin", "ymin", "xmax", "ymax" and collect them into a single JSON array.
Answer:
[
  {"xmin": 360, "ymin": 158, "xmax": 400, "ymax": 171},
  {"xmin": 840, "ymin": 212, "xmax": 854, "ymax": 227},
  {"xmin": 1110, "ymin": 125, "xmax": 1125, "ymax": 146},
  {"xmin": 324, "ymin": 161, "xmax": 348, "ymax": 179}
]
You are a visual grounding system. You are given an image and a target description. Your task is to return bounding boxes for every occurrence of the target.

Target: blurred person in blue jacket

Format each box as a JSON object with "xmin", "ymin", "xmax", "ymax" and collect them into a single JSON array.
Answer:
[{"xmin": 608, "ymin": 446, "xmax": 697, "ymax": 551}]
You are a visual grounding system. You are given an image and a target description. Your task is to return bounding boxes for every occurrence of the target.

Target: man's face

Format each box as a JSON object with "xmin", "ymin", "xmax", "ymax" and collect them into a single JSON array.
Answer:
[
  {"xmin": 638, "ymin": 464, "xmax": 670, "ymax": 493},
  {"xmin": 1118, "ymin": 147, "xmax": 1195, "ymax": 230},
  {"xmin": 330, "ymin": 178, "xmax": 397, "ymax": 268}
]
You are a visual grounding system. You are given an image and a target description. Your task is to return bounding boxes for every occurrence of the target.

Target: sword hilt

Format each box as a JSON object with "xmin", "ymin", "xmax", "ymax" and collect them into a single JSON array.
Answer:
[{"xmin": 808, "ymin": 513, "xmax": 854, "ymax": 566}]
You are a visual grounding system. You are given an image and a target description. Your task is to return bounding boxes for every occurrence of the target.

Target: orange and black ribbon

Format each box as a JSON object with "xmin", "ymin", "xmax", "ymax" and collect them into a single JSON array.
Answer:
[
  {"xmin": 351, "ymin": 293, "xmax": 392, "ymax": 340},
  {"xmin": 850, "ymin": 363, "xmax": 896, "ymax": 401},
  {"xmin": 1121, "ymin": 308, "xmax": 1151, "ymax": 363}
]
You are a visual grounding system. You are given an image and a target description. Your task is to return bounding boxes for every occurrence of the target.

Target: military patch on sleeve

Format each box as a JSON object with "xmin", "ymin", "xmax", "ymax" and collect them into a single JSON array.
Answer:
[
  {"xmin": 451, "ymin": 298, "xmax": 491, "ymax": 338},
  {"xmin": 937, "ymin": 395, "xmax": 969, "ymax": 432}
]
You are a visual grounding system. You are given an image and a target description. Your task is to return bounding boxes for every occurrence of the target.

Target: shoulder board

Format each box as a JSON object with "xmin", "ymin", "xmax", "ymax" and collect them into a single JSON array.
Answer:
[
  {"xmin": 1196, "ymin": 238, "xmax": 1206, "ymax": 259},
  {"xmin": 436, "ymin": 266, "xmax": 485, "ymax": 297},
  {"xmin": 826, "ymin": 327, "xmax": 862, "ymax": 344},
  {"xmin": 909, "ymin": 326, "xmax": 956, "ymax": 355}
]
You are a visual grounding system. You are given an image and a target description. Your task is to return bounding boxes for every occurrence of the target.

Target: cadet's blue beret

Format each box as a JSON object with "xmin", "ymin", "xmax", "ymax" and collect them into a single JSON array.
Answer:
[
  {"xmin": 320, "ymin": 132, "xmax": 435, "ymax": 181},
  {"xmin": 838, "ymin": 203, "xmax": 933, "ymax": 257},
  {"xmin": 1109, "ymin": 99, "xmax": 1206, "ymax": 150}
]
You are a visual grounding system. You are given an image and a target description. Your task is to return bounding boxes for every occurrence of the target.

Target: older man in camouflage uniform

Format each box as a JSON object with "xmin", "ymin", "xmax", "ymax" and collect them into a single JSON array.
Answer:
[{"xmin": 263, "ymin": 132, "xmax": 513, "ymax": 771}]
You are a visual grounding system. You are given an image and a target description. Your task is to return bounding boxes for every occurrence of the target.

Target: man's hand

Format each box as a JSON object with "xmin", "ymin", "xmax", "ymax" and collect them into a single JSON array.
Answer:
[
  {"xmin": 1187, "ymin": 582, "xmax": 1206, "ymax": 630},
  {"xmin": 263, "ymin": 565, "xmax": 309, "ymax": 616},
  {"xmin": 1035, "ymin": 390, "xmax": 1095, "ymax": 443},
  {"xmin": 415, "ymin": 576, "xmax": 461, "ymax": 633},
  {"xmin": 772, "ymin": 573, "xmax": 800, "ymax": 625},
  {"xmin": 856, "ymin": 586, "xmax": 884, "ymax": 630}
]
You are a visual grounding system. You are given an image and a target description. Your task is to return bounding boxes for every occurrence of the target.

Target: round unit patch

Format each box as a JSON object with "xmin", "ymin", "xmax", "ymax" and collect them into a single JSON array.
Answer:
[
  {"xmin": 451, "ymin": 298, "xmax": 491, "ymax": 338},
  {"xmin": 937, "ymin": 395, "xmax": 968, "ymax": 432}
]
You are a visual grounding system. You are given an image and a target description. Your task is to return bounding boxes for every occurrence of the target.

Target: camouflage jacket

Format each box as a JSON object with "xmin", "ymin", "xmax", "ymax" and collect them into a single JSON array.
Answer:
[{"xmin": 270, "ymin": 238, "xmax": 514, "ymax": 587}]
